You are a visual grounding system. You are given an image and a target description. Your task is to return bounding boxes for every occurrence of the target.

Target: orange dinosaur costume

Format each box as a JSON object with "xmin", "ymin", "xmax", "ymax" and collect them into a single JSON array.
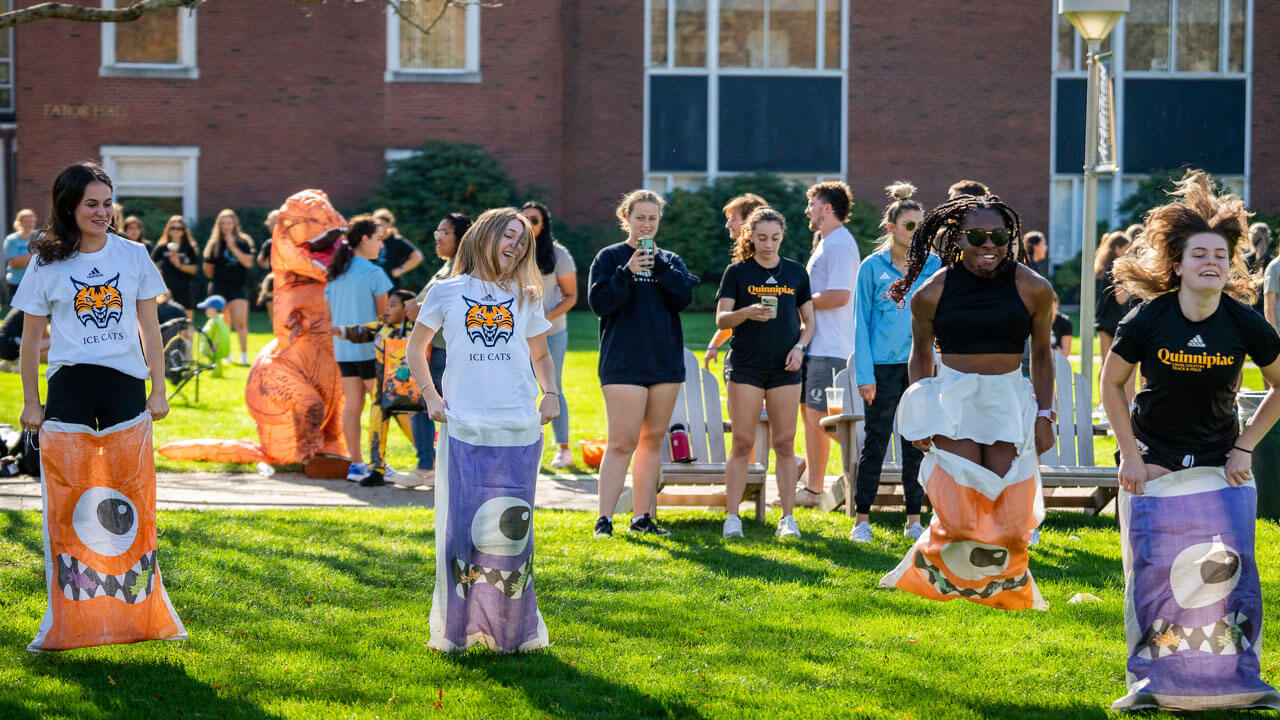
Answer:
[{"xmin": 158, "ymin": 189, "xmax": 346, "ymax": 466}]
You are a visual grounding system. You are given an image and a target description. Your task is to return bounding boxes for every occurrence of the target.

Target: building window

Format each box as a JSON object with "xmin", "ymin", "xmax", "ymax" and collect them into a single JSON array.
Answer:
[
  {"xmin": 645, "ymin": 0, "xmax": 847, "ymax": 187},
  {"xmin": 0, "ymin": 1, "xmax": 12, "ymax": 116},
  {"xmin": 100, "ymin": 1, "xmax": 197, "ymax": 79},
  {"xmin": 385, "ymin": 0, "xmax": 481, "ymax": 83},
  {"xmin": 1123, "ymin": 0, "xmax": 1246, "ymax": 73},
  {"xmin": 100, "ymin": 146, "xmax": 200, "ymax": 223}
]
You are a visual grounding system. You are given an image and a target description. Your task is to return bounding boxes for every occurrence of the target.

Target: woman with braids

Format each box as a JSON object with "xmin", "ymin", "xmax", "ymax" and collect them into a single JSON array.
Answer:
[
  {"xmin": 889, "ymin": 193, "xmax": 1057, "ymax": 474},
  {"xmin": 1102, "ymin": 171, "xmax": 1280, "ymax": 712},
  {"xmin": 849, "ymin": 182, "xmax": 938, "ymax": 544},
  {"xmin": 715, "ymin": 207, "xmax": 813, "ymax": 540}
]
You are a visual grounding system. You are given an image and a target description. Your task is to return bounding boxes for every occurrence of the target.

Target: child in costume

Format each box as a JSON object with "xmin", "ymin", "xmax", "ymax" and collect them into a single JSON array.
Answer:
[
  {"xmin": 331, "ymin": 288, "xmax": 429, "ymax": 487},
  {"xmin": 407, "ymin": 207, "xmax": 560, "ymax": 653},
  {"xmin": 196, "ymin": 294, "xmax": 231, "ymax": 376}
]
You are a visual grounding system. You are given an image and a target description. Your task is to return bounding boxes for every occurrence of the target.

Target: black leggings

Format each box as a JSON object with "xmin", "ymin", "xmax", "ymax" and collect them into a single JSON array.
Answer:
[
  {"xmin": 45, "ymin": 364, "xmax": 146, "ymax": 430},
  {"xmin": 855, "ymin": 363, "xmax": 925, "ymax": 515}
]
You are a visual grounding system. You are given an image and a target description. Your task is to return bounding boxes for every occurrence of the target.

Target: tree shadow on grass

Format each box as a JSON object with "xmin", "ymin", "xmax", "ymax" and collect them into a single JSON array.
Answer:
[
  {"xmin": 3, "ymin": 656, "xmax": 281, "ymax": 720},
  {"xmin": 448, "ymin": 648, "xmax": 708, "ymax": 720}
]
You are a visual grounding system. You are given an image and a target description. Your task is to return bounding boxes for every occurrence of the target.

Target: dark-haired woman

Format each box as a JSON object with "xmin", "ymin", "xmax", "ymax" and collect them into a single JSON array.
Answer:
[
  {"xmin": 17, "ymin": 162, "xmax": 168, "ymax": 435},
  {"xmin": 850, "ymin": 182, "xmax": 938, "ymax": 543},
  {"xmin": 1095, "ymin": 229, "xmax": 1138, "ymax": 405},
  {"xmin": 1102, "ymin": 171, "xmax": 1280, "ymax": 712},
  {"xmin": 890, "ymin": 194, "xmax": 1057, "ymax": 472},
  {"xmin": 150, "ymin": 215, "xmax": 201, "ymax": 318},
  {"xmin": 716, "ymin": 207, "xmax": 812, "ymax": 540},
  {"xmin": 522, "ymin": 202, "xmax": 578, "ymax": 470},
  {"xmin": 325, "ymin": 215, "xmax": 393, "ymax": 483},
  {"xmin": 121, "ymin": 215, "xmax": 151, "ymax": 253}
]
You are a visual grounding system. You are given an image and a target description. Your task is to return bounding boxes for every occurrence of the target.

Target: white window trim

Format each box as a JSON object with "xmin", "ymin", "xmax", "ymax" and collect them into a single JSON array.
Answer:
[
  {"xmin": 1049, "ymin": 0, "xmax": 1253, "ymax": 266},
  {"xmin": 100, "ymin": 145, "xmax": 200, "ymax": 223},
  {"xmin": 100, "ymin": 0, "xmax": 197, "ymax": 79},
  {"xmin": 643, "ymin": 0, "xmax": 849, "ymax": 187},
  {"xmin": 384, "ymin": 2, "xmax": 481, "ymax": 83}
]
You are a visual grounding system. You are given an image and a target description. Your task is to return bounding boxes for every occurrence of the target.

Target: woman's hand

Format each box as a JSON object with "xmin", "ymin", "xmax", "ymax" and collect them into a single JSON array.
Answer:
[
  {"xmin": 858, "ymin": 383, "xmax": 876, "ymax": 405},
  {"xmin": 539, "ymin": 393, "xmax": 561, "ymax": 425},
  {"xmin": 784, "ymin": 347, "xmax": 804, "ymax": 372},
  {"xmin": 423, "ymin": 394, "xmax": 447, "ymax": 423},
  {"xmin": 912, "ymin": 436, "xmax": 934, "ymax": 453},
  {"xmin": 20, "ymin": 402, "xmax": 43, "ymax": 433},
  {"xmin": 702, "ymin": 346, "xmax": 719, "ymax": 370},
  {"xmin": 626, "ymin": 247, "xmax": 653, "ymax": 275},
  {"xmin": 1225, "ymin": 448, "xmax": 1254, "ymax": 487},
  {"xmin": 742, "ymin": 303, "xmax": 772, "ymax": 323},
  {"xmin": 1034, "ymin": 416, "xmax": 1055, "ymax": 456},
  {"xmin": 1117, "ymin": 453, "xmax": 1146, "ymax": 495},
  {"xmin": 147, "ymin": 391, "xmax": 169, "ymax": 422}
]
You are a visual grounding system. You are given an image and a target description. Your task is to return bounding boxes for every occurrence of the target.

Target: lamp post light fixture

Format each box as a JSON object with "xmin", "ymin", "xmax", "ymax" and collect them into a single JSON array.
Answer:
[{"xmin": 1059, "ymin": 0, "xmax": 1127, "ymax": 416}]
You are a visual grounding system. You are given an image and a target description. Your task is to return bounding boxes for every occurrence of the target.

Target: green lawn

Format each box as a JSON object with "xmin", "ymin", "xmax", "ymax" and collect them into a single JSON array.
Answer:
[{"xmin": 1, "ymin": 507, "xmax": 1278, "ymax": 719}]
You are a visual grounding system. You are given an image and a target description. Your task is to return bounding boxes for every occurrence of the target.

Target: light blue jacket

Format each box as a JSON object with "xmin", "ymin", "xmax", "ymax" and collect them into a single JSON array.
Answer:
[{"xmin": 853, "ymin": 248, "xmax": 941, "ymax": 386}]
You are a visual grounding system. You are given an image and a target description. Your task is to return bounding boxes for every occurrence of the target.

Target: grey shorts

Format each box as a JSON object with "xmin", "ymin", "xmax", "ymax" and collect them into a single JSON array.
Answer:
[{"xmin": 803, "ymin": 355, "xmax": 846, "ymax": 411}]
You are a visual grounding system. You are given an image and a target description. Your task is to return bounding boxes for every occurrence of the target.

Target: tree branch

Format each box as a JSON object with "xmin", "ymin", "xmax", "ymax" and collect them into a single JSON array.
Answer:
[{"xmin": 0, "ymin": 0, "xmax": 204, "ymax": 30}]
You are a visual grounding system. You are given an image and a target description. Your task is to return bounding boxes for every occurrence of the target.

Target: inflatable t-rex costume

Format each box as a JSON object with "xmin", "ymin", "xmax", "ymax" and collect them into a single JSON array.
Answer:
[{"xmin": 159, "ymin": 189, "xmax": 346, "ymax": 467}]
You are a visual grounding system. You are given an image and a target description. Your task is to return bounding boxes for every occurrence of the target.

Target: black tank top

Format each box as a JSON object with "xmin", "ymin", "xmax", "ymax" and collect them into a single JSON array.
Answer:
[{"xmin": 934, "ymin": 261, "xmax": 1031, "ymax": 354}]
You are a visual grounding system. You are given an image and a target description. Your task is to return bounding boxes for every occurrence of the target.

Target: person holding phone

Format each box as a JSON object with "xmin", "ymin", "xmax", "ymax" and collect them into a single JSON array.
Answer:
[{"xmin": 588, "ymin": 190, "xmax": 699, "ymax": 538}]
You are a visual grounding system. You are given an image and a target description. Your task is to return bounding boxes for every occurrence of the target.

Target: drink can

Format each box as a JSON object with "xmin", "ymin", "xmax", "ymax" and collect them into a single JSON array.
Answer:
[{"xmin": 761, "ymin": 296, "xmax": 778, "ymax": 319}]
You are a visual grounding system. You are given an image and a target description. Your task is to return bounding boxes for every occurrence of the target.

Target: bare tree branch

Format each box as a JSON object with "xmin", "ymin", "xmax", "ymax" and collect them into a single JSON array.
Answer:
[{"xmin": 0, "ymin": 0, "xmax": 204, "ymax": 30}]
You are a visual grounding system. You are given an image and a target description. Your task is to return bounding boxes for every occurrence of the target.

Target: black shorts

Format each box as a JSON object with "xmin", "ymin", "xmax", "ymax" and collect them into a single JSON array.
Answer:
[
  {"xmin": 209, "ymin": 282, "xmax": 248, "ymax": 302},
  {"xmin": 1116, "ymin": 436, "xmax": 1230, "ymax": 472},
  {"xmin": 338, "ymin": 359, "xmax": 376, "ymax": 379},
  {"xmin": 45, "ymin": 364, "xmax": 146, "ymax": 430},
  {"xmin": 728, "ymin": 366, "xmax": 802, "ymax": 390},
  {"xmin": 0, "ymin": 336, "xmax": 18, "ymax": 361}
]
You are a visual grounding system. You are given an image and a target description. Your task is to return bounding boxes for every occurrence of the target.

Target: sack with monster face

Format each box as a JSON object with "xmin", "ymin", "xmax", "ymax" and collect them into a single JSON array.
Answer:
[
  {"xmin": 879, "ymin": 447, "xmax": 1047, "ymax": 611},
  {"xmin": 28, "ymin": 413, "xmax": 186, "ymax": 652},
  {"xmin": 429, "ymin": 415, "xmax": 547, "ymax": 653},
  {"xmin": 1112, "ymin": 467, "xmax": 1280, "ymax": 711}
]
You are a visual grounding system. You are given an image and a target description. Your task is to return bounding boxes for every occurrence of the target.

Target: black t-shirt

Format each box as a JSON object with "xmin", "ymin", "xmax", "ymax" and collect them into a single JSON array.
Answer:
[
  {"xmin": 375, "ymin": 233, "xmax": 419, "ymax": 289},
  {"xmin": 151, "ymin": 240, "xmax": 200, "ymax": 306},
  {"xmin": 207, "ymin": 236, "xmax": 253, "ymax": 291},
  {"xmin": 1051, "ymin": 312, "xmax": 1073, "ymax": 351},
  {"xmin": 0, "ymin": 308, "xmax": 22, "ymax": 340},
  {"xmin": 716, "ymin": 256, "xmax": 811, "ymax": 371},
  {"xmin": 1112, "ymin": 292, "xmax": 1280, "ymax": 455}
]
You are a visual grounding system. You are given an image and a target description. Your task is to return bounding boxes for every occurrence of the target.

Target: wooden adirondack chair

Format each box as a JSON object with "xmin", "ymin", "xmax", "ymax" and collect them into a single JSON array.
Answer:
[
  {"xmin": 820, "ymin": 353, "xmax": 1118, "ymax": 516},
  {"xmin": 654, "ymin": 349, "xmax": 770, "ymax": 521}
]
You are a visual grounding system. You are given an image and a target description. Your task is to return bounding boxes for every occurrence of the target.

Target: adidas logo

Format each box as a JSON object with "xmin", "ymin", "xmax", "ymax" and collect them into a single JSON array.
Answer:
[
  {"xmin": 87, "ymin": 267, "xmax": 103, "ymax": 278},
  {"xmin": 765, "ymin": 276, "xmax": 778, "ymax": 284},
  {"xmin": 1188, "ymin": 334, "xmax": 1206, "ymax": 348},
  {"xmin": 482, "ymin": 294, "xmax": 498, "ymax": 302},
  {"xmin": 880, "ymin": 271, "xmax": 893, "ymax": 281}
]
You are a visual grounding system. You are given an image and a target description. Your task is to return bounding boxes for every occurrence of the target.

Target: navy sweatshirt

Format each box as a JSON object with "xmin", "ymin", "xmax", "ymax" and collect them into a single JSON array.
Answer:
[{"xmin": 588, "ymin": 241, "xmax": 699, "ymax": 385}]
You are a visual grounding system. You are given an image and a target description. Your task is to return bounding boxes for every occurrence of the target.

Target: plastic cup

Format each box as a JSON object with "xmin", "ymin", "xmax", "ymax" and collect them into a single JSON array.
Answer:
[
  {"xmin": 761, "ymin": 296, "xmax": 778, "ymax": 319},
  {"xmin": 825, "ymin": 387, "xmax": 844, "ymax": 416}
]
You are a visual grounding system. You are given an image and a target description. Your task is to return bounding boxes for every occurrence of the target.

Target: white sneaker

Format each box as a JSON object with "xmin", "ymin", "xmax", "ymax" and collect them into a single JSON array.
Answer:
[
  {"xmin": 776, "ymin": 514, "xmax": 801, "ymax": 539},
  {"xmin": 402, "ymin": 469, "xmax": 435, "ymax": 488},
  {"xmin": 850, "ymin": 521, "xmax": 873, "ymax": 543},
  {"xmin": 383, "ymin": 466, "xmax": 401, "ymax": 482},
  {"xmin": 346, "ymin": 462, "xmax": 372, "ymax": 483},
  {"xmin": 723, "ymin": 514, "xmax": 743, "ymax": 538},
  {"xmin": 550, "ymin": 447, "xmax": 574, "ymax": 469},
  {"xmin": 1029, "ymin": 528, "xmax": 1041, "ymax": 546},
  {"xmin": 904, "ymin": 522, "xmax": 925, "ymax": 541}
]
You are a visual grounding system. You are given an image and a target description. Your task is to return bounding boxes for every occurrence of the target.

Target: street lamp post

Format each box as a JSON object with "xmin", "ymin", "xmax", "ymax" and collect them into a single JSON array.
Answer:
[{"xmin": 1059, "ymin": 0, "xmax": 1127, "ymax": 410}]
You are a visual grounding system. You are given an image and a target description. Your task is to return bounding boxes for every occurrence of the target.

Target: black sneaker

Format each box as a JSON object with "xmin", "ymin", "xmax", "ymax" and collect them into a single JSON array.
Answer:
[
  {"xmin": 593, "ymin": 516, "xmax": 613, "ymax": 538},
  {"xmin": 359, "ymin": 470, "xmax": 386, "ymax": 487},
  {"xmin": 628, "ymin": 513, "xmax": 670, "ymax": 536}
]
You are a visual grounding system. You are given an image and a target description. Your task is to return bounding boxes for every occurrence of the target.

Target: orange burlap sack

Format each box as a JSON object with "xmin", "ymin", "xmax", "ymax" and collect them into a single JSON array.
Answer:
[{"xmin": 29, "ymin": 413, "xmax": 186, "ymax": 651}]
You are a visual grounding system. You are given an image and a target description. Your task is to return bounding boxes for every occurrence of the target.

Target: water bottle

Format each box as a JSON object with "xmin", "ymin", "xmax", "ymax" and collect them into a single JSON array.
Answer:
[{"xmin": 668, "ymin": 423, "xmax": 694, "ymax": 463}]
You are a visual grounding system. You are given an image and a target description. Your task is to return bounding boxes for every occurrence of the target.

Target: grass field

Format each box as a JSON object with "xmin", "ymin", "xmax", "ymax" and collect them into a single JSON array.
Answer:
[{"xmin": 1, "ymin": 507, "xmax": 1278, "ymax": 719}]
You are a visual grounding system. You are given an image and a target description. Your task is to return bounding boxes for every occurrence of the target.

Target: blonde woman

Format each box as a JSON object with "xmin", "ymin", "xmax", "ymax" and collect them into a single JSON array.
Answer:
[
  {"xmin": 202, "ymin": 209, "xmax": 256, "ymax": 364},
  {"xmin": 587, "ymin": 190, "xmax": 699, "ymax": 537},
  {"xmin": 4, "ymin": 208, "xmax": 37, "ymax": 302}
]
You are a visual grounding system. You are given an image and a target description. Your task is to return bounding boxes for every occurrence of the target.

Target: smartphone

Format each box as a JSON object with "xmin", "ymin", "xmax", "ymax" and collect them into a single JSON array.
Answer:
[{"xmin": 638, "ymin": 237, "xmax": 654, "ymax": 252}]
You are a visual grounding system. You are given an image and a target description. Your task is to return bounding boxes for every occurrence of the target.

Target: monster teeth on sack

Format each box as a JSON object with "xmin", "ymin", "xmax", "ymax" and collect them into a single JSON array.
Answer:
[
  {"xmin": 61, "ymin": 583, "xmax": 74, "ymax": 601},
  {"xmin": 93, "ymin": 584, "xmax": 109, "ymax": 599},
  {"xmin": 134, "ymin": 587, "xmax": 148, "ymax": 603},
  {"xmin": 114, "ymin": 588, "xmax": 128, "ymax": 602},
  {"xmin": 130, "ymin": 559, "xmax": 142, "ymax": 575}
]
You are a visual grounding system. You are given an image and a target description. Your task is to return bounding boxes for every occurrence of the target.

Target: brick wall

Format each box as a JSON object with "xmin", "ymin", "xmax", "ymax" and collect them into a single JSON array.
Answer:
[{"xmin": 1251, "ymin": 0, "xmax": 1279, "ymax": 212}]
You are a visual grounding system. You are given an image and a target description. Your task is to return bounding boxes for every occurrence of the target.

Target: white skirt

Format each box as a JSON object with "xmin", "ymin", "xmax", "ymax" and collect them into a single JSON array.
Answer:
[{"xmin": 896, "ymin": 364, "xmax": 1037, "ymax": 454}]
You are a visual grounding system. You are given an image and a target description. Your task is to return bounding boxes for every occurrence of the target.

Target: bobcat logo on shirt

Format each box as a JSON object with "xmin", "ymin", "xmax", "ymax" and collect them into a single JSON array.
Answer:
[
  {"xmin": 71, "ymin": 273, "xmax": 123, "ymax": 329},
  {"xmin": 463, "ymin": 295, "xmax": 514, "ymax": 348}
]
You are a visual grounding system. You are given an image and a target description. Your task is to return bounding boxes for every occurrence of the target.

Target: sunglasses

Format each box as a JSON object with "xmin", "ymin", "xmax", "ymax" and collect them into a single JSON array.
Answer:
[
  {"xmin": 526, "ymin": 216, "xmax": 542, "ymax": 226},
  {"xmin": 960, "ymin": 228, "xmax": 1014, "ymax": 247},
  {"xmin": 902, "ymin": 221, "xmax": 918, "ymax": 231}
]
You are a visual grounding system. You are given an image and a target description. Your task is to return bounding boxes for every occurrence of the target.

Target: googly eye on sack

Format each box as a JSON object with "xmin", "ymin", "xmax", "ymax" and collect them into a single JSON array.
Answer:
[
  {"xmin": 470, "ymin": 497, "xmax": 532, "ymax": 556},
  {"xmin": 1170, "ymin": 539, "xmax": 1241, "ymax": 609},
  {"xmin": 939, "ymin": 540, "xmax": 1011, "ymax": 581},
  {"xmin": 72, "ymin": 487, "xmax": 138, "ymax": 557}
]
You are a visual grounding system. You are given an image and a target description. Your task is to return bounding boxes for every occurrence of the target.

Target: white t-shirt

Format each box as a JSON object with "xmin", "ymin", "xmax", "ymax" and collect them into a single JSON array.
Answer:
[
  {"xmin": 419, "ymin": 273, "xmax": 552, "ymax": 422},
  {"xmin": 13, "ymin": 233, "xmax": 166, "ymax": 379},
  {"xmin": 805, "ymin": 225, "xmax": 860, "ymax": 359}
]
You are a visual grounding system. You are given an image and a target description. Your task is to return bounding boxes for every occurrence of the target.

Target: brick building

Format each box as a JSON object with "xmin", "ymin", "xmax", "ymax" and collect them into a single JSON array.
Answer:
[{"xmin": 5, "ymin": 0, "xmax": 1276, "ymax": 271}]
